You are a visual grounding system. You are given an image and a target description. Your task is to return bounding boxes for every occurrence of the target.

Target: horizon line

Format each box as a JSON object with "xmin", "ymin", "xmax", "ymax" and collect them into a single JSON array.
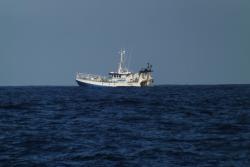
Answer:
[{"xmin": 0, "ymin": 83, "xmax": 249, "ymax": 87}]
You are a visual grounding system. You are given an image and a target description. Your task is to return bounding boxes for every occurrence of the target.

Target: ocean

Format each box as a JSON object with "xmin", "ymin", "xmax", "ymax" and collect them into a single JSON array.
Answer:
[{"xmin": 0, "ymin": 85, "xmax": 250, "ymax": 167}]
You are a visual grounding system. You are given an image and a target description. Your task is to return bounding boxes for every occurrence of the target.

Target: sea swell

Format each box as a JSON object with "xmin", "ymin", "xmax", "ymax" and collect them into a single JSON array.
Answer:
[{"xmin": 0, "ymin": 85, "xmax": 250, "ymax": 166}]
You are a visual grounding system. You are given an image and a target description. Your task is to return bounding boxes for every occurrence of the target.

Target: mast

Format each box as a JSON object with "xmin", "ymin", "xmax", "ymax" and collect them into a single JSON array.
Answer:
[{"xmin": 118, "ymin": 49, "xmax": 126, "ymax": 73}]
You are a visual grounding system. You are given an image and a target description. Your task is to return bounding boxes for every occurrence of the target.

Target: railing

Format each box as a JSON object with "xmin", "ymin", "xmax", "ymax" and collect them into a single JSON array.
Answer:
[{"xmin": 76, "ymin": 73, "xmax": 109, "ymax": 82}]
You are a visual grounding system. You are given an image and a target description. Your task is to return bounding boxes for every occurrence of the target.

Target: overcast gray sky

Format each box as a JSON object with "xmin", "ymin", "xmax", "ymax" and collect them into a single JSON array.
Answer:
[{"xmin": 0, "ymin": 0, "xmax": 249, "ymax": 86}]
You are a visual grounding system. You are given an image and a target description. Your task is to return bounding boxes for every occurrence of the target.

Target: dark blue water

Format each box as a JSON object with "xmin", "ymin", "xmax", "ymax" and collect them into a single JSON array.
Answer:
[{"xmin": 0, "ymin": 85, "xmax": 250, "ymax": 167}]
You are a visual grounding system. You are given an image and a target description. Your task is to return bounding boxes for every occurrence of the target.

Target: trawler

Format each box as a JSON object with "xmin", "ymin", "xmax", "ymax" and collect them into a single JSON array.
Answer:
[{"xmin": 76, "ymin": 49, "xmax": 153, "ymax": 87}]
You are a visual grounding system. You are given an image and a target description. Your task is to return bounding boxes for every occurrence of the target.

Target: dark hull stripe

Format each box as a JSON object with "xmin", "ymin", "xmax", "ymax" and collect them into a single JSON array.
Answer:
[{"xmin": 76, "ymin": 80, "xmax": 103, "ymax": 87}]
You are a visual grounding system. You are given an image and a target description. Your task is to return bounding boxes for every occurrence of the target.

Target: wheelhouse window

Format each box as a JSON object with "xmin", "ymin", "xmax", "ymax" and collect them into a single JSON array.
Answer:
[{"xmin": 111, "ymin": 74, "xmax": 122, "ymax": 78}]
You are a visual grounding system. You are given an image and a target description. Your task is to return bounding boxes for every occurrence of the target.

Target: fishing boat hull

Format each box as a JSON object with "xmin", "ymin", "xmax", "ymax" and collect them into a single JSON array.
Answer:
[{"xmin": 76, "ymin": 78, "xmax": 141, "ymax": 87}]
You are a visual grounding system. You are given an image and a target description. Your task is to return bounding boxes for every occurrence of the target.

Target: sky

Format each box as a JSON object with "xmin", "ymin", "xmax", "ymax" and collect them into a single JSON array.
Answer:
[{"xmin": 0, "ymin": 0, "xmax": 249, "ymax": 86}]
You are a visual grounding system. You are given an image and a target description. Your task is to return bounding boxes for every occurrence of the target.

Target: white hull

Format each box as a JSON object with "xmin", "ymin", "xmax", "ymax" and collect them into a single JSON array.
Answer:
[{"xmin": 76, "ymin": 78, "xmax": 141, "ymax": 87}]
